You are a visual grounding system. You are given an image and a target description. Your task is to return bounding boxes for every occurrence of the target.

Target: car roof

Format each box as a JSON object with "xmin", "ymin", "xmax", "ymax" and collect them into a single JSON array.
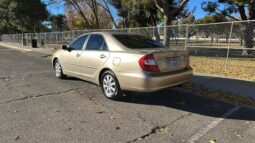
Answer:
[{"xmin": 83, "ymin": 31, "xmax": 145, "ymax": 37}]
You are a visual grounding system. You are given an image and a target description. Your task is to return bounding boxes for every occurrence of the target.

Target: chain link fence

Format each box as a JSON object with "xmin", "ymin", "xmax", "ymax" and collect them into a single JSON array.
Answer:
[{"xmin": 1, "ymin": 20, "xmax": 255, "ymax": 81}]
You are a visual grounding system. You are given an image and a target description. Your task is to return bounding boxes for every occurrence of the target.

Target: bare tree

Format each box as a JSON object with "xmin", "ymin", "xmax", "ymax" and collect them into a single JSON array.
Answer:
[
  {"xmin": 85, "ymin": 0, "xmax": 99, "ymax": 28},
  {"xmin": 97, "ymin": 0, "xmax": 118, "ymax": 28},
  {"xmin": 50, "ymin": 0, "xmax": 116, "ymax": 29},
  {"xmin": 65, "ymin": 0, "xmax": 93, "ymax": 28}
]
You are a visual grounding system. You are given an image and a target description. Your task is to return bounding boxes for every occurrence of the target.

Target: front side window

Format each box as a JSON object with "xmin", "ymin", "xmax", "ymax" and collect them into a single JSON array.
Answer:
[
  {"xmin": 113, "ymin": 34, "xmax": 165, "ymax": 49},
  {"xmin": 69, "ymin": 35, "xmax": 88, "ymax": 50},
  {"xmin": 86, "ymin": 35, "xmax": 108, "ymax": 51}
]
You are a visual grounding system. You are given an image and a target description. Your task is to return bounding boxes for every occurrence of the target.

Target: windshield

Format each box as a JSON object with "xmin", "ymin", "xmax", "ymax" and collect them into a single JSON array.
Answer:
[{"xmin": 113, "ymin": 34, "xmax": 165, "ymax": 49}]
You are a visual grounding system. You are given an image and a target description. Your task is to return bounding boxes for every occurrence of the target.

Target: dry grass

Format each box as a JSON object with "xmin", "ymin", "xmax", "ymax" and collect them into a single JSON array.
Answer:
[{"xmin": 191, "ymin": 56, "xmax": 255, "ymax": 81}]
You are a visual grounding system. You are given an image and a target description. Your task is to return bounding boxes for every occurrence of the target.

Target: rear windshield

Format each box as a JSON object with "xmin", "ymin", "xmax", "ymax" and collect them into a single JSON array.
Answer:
[{"xmin": 113, "ymin": 34, "xmax": 165, "ymax": 49}]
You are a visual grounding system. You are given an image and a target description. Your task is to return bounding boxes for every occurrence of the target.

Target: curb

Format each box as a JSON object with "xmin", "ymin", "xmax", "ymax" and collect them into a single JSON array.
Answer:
[
  {"xmin": 0, "ymin": 43, "xmax": 56, "ymax": 56},
  {"xmin": 183, "ymin": 82, "xmax": 255, "ymax": 106},
  {"xmin": 0, "ymin": 43, "xmax": 32, "ymax": 52},
  {"xmin": 194, "ymin": 72, "xmax": 255, "ymax": 82}
]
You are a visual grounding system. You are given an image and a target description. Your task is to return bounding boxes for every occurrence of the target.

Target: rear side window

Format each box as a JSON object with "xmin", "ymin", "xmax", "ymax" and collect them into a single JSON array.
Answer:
[
  {"xmin": 86, "ymin": 35, "xmax": 108, "ymax": 51},
  {"xmin": 113, "ymin": 34, "xmax": 165, "ymax": 49},
  {"xmin": 69, "ymin": 35, "xmax": 88, "ymax": 50}
]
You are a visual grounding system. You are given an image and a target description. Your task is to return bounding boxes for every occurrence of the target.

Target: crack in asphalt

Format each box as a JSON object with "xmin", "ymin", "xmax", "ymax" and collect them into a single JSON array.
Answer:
[
  {"xmin": 127, "ymin": 112, "xmax": 192, "ymax": 143},
  {"xmin": 0, "ymin": 72, "xmax": 52, "ymax": 80},
  {"xmin": 41, "ymin": 54, "xmax": 52, "ymax": 58},
  {"xmin": 0, "ymin": 76, "xmax": 13, "ymax": 80},
  {"xmin": 127, "ymin": 125, "xmax": 168, "ymax": 143},
  {"xmin": 0, "ymin": 88, "xmax": 81, "ymax": 104},
  {"xmin": 77, "ymin": 91, "xmax": 157, "ymax": 127}
]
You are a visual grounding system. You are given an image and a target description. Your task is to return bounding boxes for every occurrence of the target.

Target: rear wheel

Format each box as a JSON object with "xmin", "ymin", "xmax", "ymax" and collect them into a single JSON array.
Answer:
[
  {"xmin": 100, "ymin": 70, "xmax": 122, "ymax": 100},
  {"xmin": 54, "ymin": 59, "xmax": 65, "ymax": 79}
]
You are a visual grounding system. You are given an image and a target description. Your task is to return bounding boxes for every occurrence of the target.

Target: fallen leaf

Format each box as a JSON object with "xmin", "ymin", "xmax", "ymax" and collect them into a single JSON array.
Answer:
[
  {"xmin": 79, "ymin": 91, "xmax": 85, "ymax": 94},
  {"xmin": 14, "ymin": 136, "xmax": 20, "ymax": 140},
  {"xmin": 235, "ymin": 133, "xmax": 242, "ymax": 138},
  {"xmin": 54, "ymin": 109, "xmax": 60, "ymax": 112},
  {"xmin": 97, "ymin": 111, "xmax": 105, "ymax": 114},
  {"xmin": 209, "ymin": 139, "xmax": 216, "ymax": 143},
  {"xmin": 27, "ymin": 96, "xmax": 33, "ymax": 99},
  {"xmin": 158, "ymin": 127, "xmax": 167, "ymax": 133}
]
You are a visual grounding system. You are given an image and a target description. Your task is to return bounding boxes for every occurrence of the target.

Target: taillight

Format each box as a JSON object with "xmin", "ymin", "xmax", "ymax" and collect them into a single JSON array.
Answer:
[{"xmin": 139, "ymin": 54, "xmax": 160, "ymax": 72}]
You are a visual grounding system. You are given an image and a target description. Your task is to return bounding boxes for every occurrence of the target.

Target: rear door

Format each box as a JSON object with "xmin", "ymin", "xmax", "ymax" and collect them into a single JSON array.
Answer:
[
  {"xmin": 61, "ymin": 35, "xmax": 88, "ymax": 74},
  {"xmin": 79, "ymin": 34, "xmax": 110, "ymax": 79}
]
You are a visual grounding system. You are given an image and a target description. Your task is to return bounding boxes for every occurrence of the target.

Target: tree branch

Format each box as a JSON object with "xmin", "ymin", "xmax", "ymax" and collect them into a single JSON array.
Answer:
[
  {"xmin": 85, "ymin": 0, "xmax": 100, "ymax": 28},
  {"xmin": 155, "ymin": 0, "xmax": 164, "ymax": 13},
  {"xmin": 170, "ymin": 0, "xmax": 189, "ymax": 16},
  {"xmin": 97, "ymin": 0, "xmax": 118, "ymax": 28},
  {"xmin": 69, "ymin": 0, "xmax": 93, "ymax": 28},
  {"xmin": 215, "ymin": 7, "xmax": 240, "ymax": 21}
]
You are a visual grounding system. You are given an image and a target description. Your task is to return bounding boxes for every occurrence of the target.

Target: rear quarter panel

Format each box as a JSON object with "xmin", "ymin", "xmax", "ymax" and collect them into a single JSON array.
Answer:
[{"xmin": 101, "ymin": 51, "xmax": 145, "ymax": 88}]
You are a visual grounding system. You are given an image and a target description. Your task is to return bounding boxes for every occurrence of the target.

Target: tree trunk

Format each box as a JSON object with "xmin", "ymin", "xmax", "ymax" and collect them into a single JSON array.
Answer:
[
  {"xmin": 163, "ymin": 15, "xmax": 171, "ymax": 47},
  {"xmin": 210, "ymin": 35, "xmax": 214, "ymax": 46},
  {"xmin": 153, "ymin": 27, "xmax": 161, "ymax": 42},
  {"xmin": 240, "ymin": 38, "xmax": 243, "ymax": 46},
  {"xmin": 152, "ymin": 18, "xmax": 160, "ymax": 42},
  {"xmin": 244, "ymin": 23, "xmax": 254, "ymax": 48},
  {"xmin": 243, "ymin": 21, "xmax": 255, "ymax": 55}
]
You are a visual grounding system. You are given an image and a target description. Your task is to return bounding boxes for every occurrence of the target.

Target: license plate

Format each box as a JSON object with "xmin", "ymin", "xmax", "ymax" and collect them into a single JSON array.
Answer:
[{"xmin": 167, "ymin": 56, "xmax": 184, "ymax": 69}]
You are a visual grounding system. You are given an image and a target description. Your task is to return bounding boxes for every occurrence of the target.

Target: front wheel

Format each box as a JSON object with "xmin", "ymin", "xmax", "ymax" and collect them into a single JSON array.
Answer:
[
  {"xmin": 100, "ymin": 70, "xmax": 122, "ymax": 100},
  {"xmin": 54, "ymin": 59, "xmax": 65, "ymax": 79}
]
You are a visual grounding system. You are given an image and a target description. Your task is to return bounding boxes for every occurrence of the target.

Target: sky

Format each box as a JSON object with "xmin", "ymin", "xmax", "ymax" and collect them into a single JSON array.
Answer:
[
  {"xmin": 188, "ymin": 0, "xmax": 210, "ymax": 19},
  {"xmin": 45, "ymin": 0, "xmax": 212, "ymax": 20}
]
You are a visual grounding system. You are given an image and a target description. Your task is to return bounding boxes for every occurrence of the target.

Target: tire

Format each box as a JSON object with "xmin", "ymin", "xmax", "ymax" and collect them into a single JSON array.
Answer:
[
  {"xmin": 54, "ymin": 59, "xmax": 65, "ymax": 79},
  {"xmin": 100, "ymin": 70, "xmax": 122, "ymax": 100}
]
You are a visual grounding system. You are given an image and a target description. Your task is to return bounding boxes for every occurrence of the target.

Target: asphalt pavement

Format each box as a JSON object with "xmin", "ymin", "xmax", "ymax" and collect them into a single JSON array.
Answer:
[{"xmin": 0, "ymin": 46, "xmax": 255, "ymax": 143}]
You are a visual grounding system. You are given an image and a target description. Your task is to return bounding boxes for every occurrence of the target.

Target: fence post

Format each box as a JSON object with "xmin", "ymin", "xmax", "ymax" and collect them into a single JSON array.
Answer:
[
  {"xmin": 184, "ymin": 24, "xmax": 189, "ymax": 51},
  {"xmin": 224, "ymin": 21, "xmax": 234, "ymax": 71}
]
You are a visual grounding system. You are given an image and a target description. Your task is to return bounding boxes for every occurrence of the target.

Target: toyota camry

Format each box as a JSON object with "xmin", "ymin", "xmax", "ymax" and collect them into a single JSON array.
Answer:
[{"xmin": 52, "ymin": 32, "xmax": 193, "ymax": 99}]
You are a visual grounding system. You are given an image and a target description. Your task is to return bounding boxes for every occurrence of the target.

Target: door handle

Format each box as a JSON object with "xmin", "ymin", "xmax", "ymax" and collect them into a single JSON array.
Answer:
[
  {"xmin": 76, "ymin": 53, "xmax": 81, "ymax": 57},
  {"xmin": 100, "ymin": 54, "xmax": 106, "ymax": 59}
]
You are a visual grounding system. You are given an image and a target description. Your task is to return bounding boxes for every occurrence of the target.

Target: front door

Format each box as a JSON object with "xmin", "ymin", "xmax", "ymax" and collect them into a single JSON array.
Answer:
[
  {"xmin": 61, "ymin": 35, "xmax": 88, "ymax": 75},
  {"xmin": 80, "ymin": 34, "xmax": 109, "ymax": 79}
]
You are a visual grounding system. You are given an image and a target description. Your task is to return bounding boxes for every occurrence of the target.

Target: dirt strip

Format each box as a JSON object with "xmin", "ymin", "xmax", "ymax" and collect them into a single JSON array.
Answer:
[{"xmin": 184, "ymin": 83, "xmax": 255, "ymax": 106}]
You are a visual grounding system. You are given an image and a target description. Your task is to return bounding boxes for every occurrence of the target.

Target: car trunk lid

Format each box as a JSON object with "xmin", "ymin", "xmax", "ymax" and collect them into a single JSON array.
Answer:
[{"xmin": 138, "ymin": 48, "xmax": 189, "ymax": 72}]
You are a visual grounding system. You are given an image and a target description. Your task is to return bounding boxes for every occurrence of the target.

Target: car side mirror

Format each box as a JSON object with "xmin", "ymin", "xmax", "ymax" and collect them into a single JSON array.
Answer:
[{"xmin": 62, "ymin": 45, "xmax": 68, "ymax": 50}]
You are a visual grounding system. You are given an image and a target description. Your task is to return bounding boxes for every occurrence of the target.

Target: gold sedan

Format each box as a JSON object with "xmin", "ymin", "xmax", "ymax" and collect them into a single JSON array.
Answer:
[{"xmin": 52, "ymin": 32, "xmax": 193, "ymax": 99}]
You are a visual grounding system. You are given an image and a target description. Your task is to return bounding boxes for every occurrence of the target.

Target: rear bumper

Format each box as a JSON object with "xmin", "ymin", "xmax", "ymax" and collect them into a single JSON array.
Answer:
[{"xmin": 117, "ymin": 67, "xmax": 193, "ymax": 92}]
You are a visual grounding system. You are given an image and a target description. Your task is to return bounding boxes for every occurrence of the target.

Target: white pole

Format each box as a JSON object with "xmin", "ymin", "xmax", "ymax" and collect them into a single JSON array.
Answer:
[
  {"xmin": 184, "ymin": 25, "xmax": 189, "ymax": 51},
  {"xmin": 224, "ymin": 22, "xmax": 234, "ymax": 71}
]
